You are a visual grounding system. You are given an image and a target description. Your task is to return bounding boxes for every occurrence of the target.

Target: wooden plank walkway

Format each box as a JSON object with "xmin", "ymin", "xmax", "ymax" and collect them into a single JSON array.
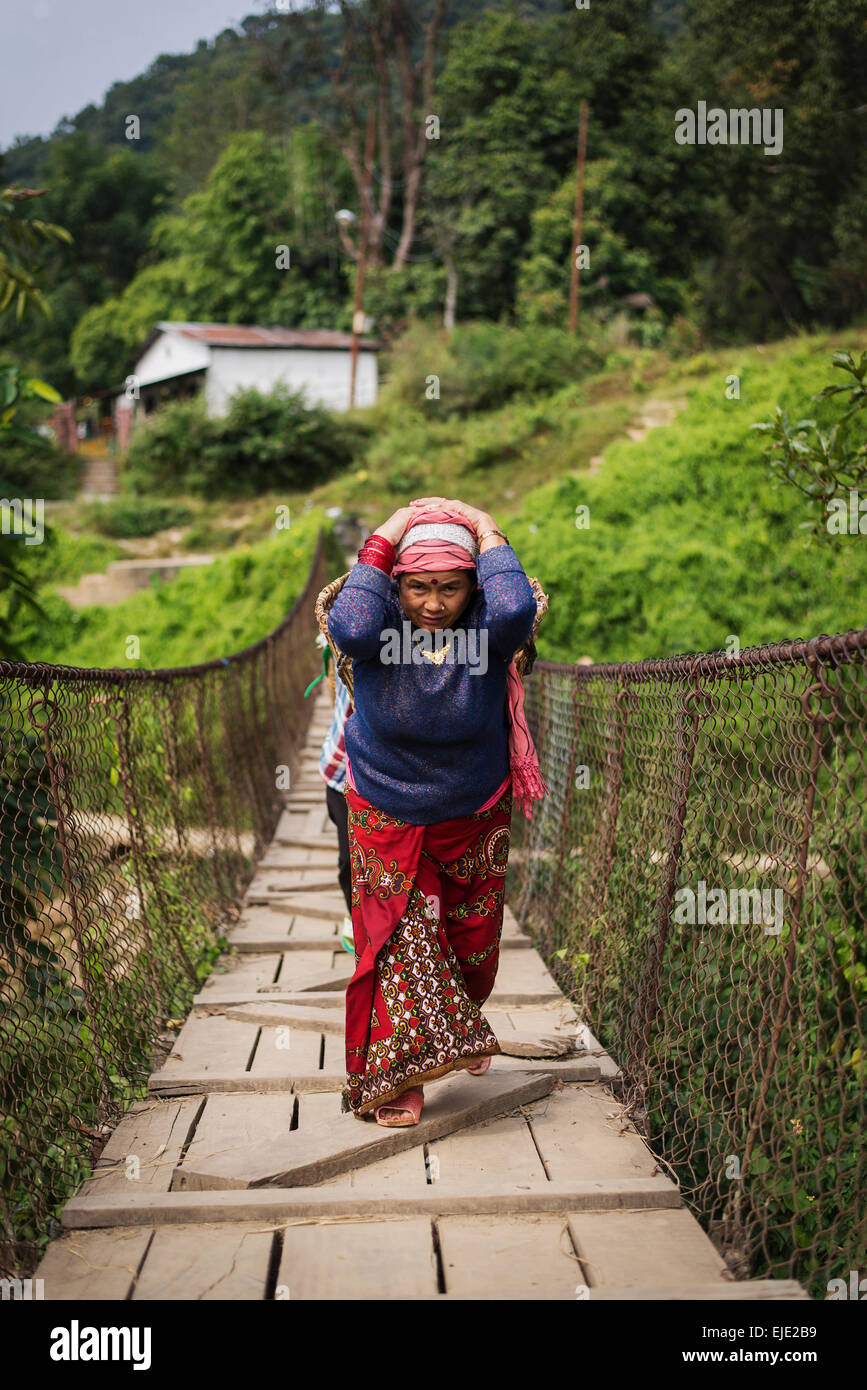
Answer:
[{"xmin": 35, "ymin": 690, "xmax": 811, "ymax": 1301}]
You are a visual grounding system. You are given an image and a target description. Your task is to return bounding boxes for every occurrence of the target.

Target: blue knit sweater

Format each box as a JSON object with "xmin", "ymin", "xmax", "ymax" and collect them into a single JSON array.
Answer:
[{"xmin": 327, "ymin": 544, "xmax": 537, "ymax": 824}]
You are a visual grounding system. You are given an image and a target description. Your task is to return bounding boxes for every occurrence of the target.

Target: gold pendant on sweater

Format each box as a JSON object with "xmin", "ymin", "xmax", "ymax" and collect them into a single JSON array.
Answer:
[{"xmin": 421, "ymin": 639, "xmax": 453, "ymax": 665}]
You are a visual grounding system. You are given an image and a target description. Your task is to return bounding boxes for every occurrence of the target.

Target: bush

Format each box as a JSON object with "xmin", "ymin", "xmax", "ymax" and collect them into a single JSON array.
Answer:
[
  {"xmin": 123, "ymin": 397, "xmax": 211, "ymax": 496},
  {"xmin": 665, "ymin": 313, "xmax": 705, "ymax": 359},
  {"xmin": 382, "ymin": 320, "xmax": 606, "ymax": 416},
  {"xmin": 514, "ymin": 338, "xmax": 867, "ymax": 664},
  {"xmin": 123, "ymin": 386, "xmax": 358, "ymax": 498},
  {"xmin": 26, "ymin": 509, "xmax": 335, "ymax": 667},
  {"xmin": 0, "ymin": 433, "xmax": 79, "ymax": 500},
  {"xmin": 80, "ymin": 497, "xmax": 195, "ymax": 538}
]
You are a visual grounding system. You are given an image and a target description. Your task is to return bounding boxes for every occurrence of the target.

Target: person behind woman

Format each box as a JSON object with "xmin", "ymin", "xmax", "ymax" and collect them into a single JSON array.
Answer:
[
  {"xmin": 317, "ymin": 671, "xmax": 355, "ymax": 952},
  {"xmin": 326, "ymin": 497, "xmax": 547, "ymax": 1127}
]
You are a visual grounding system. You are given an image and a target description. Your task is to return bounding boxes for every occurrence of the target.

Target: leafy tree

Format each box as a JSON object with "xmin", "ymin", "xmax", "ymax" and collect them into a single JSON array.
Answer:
[
  {"xmin": 0, "ymin": 134, "xmax": 168, "ymax": 396},
  {"xmin": 419, "ymin": 6, "xmax": 573, "ymax": 321},
  {"xmin": 752, "ymin": 350, "xmax": 867, "ymax": 541},
  {"xmin": 0, "ymin": 186, "xmax": 72, "ymax": 321},
  {"xmin": 254, "ymin": 0, "xmax": 451, "ymax": 271},
  {"xmin": 675, "ymin": 0, "xmax": 867, "ymax": 337},
  {"xmin": 0, "ymin": 188, "xmax": 70, "ymax": 658},
  {"xmin": 69, "ymin": 130, "xmax": 349, "ymax": 389}
]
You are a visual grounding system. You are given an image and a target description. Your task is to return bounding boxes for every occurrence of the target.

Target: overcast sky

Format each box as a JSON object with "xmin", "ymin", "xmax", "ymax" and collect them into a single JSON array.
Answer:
[{"xmin": 0, "ymin": 0, "xmax": 271, "ymax": 151}]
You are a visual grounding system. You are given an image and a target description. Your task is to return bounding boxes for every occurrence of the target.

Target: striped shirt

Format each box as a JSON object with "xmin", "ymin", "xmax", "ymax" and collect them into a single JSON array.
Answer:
[{"xmin": 319, "ymin": 676, "xmax": 353, "ymax": 791}]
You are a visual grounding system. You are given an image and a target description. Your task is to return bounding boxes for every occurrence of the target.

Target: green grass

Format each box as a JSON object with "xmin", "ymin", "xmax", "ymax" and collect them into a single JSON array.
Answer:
[
  {"xmin": 25, "ymin": 510, "xmax": 335, "ymax": 669},
  {"xmin": 20, "ymin": 322, "xmax": 867, "ymax": 671},
  {"xmin": 512, "ymin": 327, "xmax": 867, "ymax": 662}
]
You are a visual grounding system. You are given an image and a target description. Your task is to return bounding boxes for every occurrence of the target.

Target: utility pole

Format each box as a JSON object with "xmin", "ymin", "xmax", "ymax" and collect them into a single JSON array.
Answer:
[
  {"xmin": 568, "ymin": 99, "xmax": 589, "ymax": 335},
  {"xmin": 349, "ymin": 106, "xmax": 377, "ymax": 408}
]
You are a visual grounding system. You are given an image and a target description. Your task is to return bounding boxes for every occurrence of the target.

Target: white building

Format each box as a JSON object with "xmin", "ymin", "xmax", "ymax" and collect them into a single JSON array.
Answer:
[{"xmin": 118, "ymin": 321, "xmax": 381, "ymax": 421}]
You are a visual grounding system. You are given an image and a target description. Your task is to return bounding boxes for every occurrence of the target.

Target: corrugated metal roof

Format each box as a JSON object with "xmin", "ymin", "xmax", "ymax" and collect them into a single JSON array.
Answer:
[{"xmin": 156, "ymin": 321, "xmax": 382, "ymax": 350}]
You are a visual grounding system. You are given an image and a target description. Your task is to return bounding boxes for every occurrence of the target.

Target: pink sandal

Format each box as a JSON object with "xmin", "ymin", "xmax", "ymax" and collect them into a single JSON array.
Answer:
[{"xmin": 374, "ymin": 1087, "xmax": 424, "ymax": 1127}]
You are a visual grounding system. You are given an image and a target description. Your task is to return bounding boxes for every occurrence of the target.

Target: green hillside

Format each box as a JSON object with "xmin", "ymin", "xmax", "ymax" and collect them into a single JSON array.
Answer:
[
  {"xmin": 19, "ymin": 327, "xmax": 867, "ymax": 670},
  {"xmin": 23, "ymin": 510, "xmax": 336, "ymax": 671}
]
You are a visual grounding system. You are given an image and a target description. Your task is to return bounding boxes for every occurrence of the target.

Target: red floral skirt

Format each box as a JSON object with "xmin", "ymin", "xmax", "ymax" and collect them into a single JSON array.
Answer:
[{"xmin": 342, "ymin": 783, "xmax": 513, "ymax": 1117}]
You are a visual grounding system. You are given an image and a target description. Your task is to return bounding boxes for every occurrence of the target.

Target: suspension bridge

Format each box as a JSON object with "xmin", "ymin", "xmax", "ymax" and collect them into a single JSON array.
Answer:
[{"xmin": 2, "ymin": 535, "xmax": 862, "ymax": 1300}]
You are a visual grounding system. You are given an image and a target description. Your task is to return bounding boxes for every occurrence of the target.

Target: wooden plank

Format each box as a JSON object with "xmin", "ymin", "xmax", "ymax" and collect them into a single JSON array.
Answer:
[
  {"xmin": 246, "ymin": 874, "xmax": 342, "ymax": 891},
  {"xmin": 490, "ymin": 951, "xmax": 562, "ymax": 1000},
  {"xmin": 226, "ymin": 1002, "xmax": 343, "ymax": 1034},
  {"xmin": 173, "ymin": 1072, "xmax": 557, "ymax": 1191},
  {"xmin": 498, "ymin": 1032, "xmax": 578, "ymax": 1058},
  {"xmin": 506, "ymin": 1005, "xmax": 580, "ymax": 1030},
  {"xmin": 185, "ymin": 1032, "xmax": 590, "ymax": 1095},
  {"xmin": 310, "ymin": 1101, "xmax": 428, "ymax": 1191},
  {"xmin": 493, "ymin": 1056, "xmax": 601, "ymax": 1082},
  {"xmin": 80, "ymin": 1098, "xmax": 202, "ymax": 1195},
  {"xmin": 275, "ymin": 809, "xmax": 318, "ymax": 839},
  {"xmin": 429, "ymin": 1114, "xmax": 546, "ymax": 1190},
  {"xmin": 233, "ymin": 909, "xmax": 340, "ymax": 939},
  {"xmin": 198, "ymin": 953, "xmax": 281, "ymax": 1000},
  {"xmin": 132, "ymin": 1223, "xmax": 273, "ymax": 1300},
  {"xmin": 148, "ymin": 1073, "xmax": 335, "ymax": 1096},
  {"xmin": 501, "ymin": 906, "xmax": 527, "ymax": 939},
  {"xmin": 273, "ymin": 836, "xmax": 338, "ymax": 852},
  {"xmin": 482, "ymin": 1010, "xmax": 516, "ymax": 1033},
  {"xmin": 275, "ymin": 948, "xmax": 349, "ymax": 979},
  {"xmin": 258, "ymin": 846, "xmax": 321, "ymax": 867},
  {"xmin": 228, "ymin": 932, "xmax": 341, "ymax": 953},
  {"xmin": 290, "ymin": 969, "xmax": 353, "ymax": 994},
  {"xmin": 249, "ymin": 1025, "xmax": 323, "ymax": 1075},
  {"xmin": 194, "ymin": 951, "xmax": 351, "ymax": 1005},
  {"xmin": 585, "ymin": 1280, "xmax": 810, "ymax": 1301},
  {"xmin": 228, "ymin": 913, "xmax": 342, "ymax": 952},
  {"xmin": 286, "ymin": 917, "xmax": 343, "ymax": 940},
  {"xmin": 574, "ymin": 1022, "xmax": 622, "ymax": 1081},
  {"xmin": 304, "ymin": 806, "xmax": 329, "ymax": 838},
  {"xmin": 246, "ymin": 876, "xmax": 340, "ymax": 896},
  {"xmin": 321, "ymin": 1033, "xmax": 347, "ymax": 1075},
  {"xmin": 276, "ymin": 1219, "xmax": 438, "ymax": 1299},
  {"xmin": 193, "ymin": 989, "xmax": 346, "ymax": 1011},
  {"xmin": 245, "ymin": 893, "xmax": 347, "ymax": 920},
  {"xmin": 227, "ymin": 919, "xmax": 293, "ymax": 950},
  {"xmin": 259, "ymin": 853, "xmax": 337, "ymax": 874},
  {"xmin": 63, "ymin": 1177, "xmax": 682, "ymax": 1228},
  {"xmin": 175, "ymin": 1093, "xmax": 296, "ymax": 1187},
  {"xmin": 487, "ymin": 989, "xmax": 565, "ymax": 1006},
  {"xmin": 438, "ymin": 1214, "xmax": 581, "ymax": 1298},
  {"xmin": 35, "ymin": 1227, "xmax": 153, "ymax": 1299},
  {"xmin": 228, "ymin": 915, "xmax": 345, "ymax": 953},
  {"xmin": 159, "ymin": 1016, "xmax": 259, "ymax": 1076},
  {"xmin": 237, "ymin": 917, "xmax": 526, "ymax": 952},
  {"xmin": 566, "ymin": 1209, "xmax": 730, "ymax": 1288},
  {"xmin": 527, "ymin": 1085, "xmax": 660, "ymax": 1182}
]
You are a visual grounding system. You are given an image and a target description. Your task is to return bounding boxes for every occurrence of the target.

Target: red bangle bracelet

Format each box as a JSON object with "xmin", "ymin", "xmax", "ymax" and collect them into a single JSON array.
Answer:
[
  {"xmin": 357, "ymin": 534, "xmax": 396, "ymax": 574},
  {"xmin": 358, "ymin": 551, "xmax": 393, "ymax": 574},
  {"xmin": 364, "ymin": 533, "xmax": 395, "ymax": 549}
]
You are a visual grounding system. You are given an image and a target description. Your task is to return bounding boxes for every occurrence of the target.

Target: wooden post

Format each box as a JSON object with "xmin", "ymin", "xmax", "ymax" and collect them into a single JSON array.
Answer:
[
  {"xmin": 350, "ymin": 107, "xmax": 377, "ymax": 409},
  {"xmin": 568, "ymin": 99, "xmax": 589, "ymax": 335}
]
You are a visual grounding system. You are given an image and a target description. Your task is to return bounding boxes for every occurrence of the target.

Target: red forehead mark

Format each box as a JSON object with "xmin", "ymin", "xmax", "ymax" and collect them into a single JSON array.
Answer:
[{"xmin": 430, "ymin": 578, "xmax": 438, "ymax": 585}]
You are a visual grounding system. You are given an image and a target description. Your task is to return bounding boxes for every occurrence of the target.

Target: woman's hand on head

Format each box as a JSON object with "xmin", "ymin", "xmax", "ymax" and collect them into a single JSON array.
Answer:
[
  {"xmin": 409, "ymin": 497, "xmax": 493, "ymax": 534},
  {"xmin": 373, "ymin": 506, "xmax": 416, "ymax": 546}
]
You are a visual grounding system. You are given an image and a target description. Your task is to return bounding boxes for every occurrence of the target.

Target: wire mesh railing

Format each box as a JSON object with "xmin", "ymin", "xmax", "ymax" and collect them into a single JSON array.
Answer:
[
  {"xmin": 509, "ymin": 627, "xmax": 867, "ymax": 1300},
  {"xmin": 0, "ymin": 531, "xmax": 328, "ymax": 1277}
]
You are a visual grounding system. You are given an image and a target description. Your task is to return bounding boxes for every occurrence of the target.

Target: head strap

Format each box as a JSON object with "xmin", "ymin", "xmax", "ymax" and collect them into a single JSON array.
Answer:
[{"xmin": 395, "ymin": 521, "xmax": 479, "ymax": 561}]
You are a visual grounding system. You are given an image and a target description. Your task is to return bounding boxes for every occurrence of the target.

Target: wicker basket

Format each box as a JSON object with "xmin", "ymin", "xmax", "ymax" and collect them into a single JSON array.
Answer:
[{"xmin": 314, "ymin": 571, "xmax": 548, "ymax": 700}]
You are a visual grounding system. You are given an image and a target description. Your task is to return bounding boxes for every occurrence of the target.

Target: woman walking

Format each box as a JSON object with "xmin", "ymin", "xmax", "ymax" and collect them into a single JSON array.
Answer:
[{"xmin": 326, "ymin": 498, "xmax": 547, "ymax": 1126}]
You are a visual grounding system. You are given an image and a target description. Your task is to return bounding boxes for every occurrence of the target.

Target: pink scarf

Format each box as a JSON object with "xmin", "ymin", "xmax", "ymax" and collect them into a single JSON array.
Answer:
[{"xmin": 391, "ymin": 506, "xmax": 548, "ymax": 820}]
